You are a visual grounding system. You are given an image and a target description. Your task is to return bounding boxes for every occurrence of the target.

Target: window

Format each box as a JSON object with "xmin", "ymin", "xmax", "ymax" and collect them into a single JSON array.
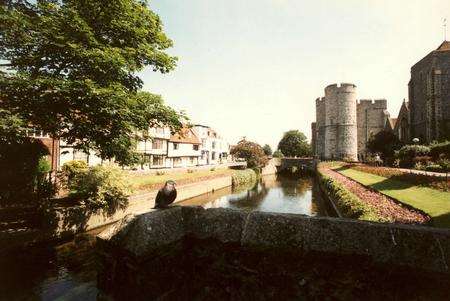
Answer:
[
  {"xmin": 212, "ymin": 142, "xmax": 216, "ymax": 149},
  {"xmin": 193, "ymin": 145, "xmax": 199, "ymax": 151},
  {"xmin": 202, "ymin": 139, "xmax": 206, "ymax": 147},
  {"xmin": 156, "ymin": 127, "xmax": 164, "ymax": 134},
  {"xmin": 173, "ymin": 143, "xmax": 179, "ymax": 150},
  {"xmin": 152, "ymin": 139, "xmax": 164, "ymax": 149},
  {"xmin": 174, "ymin": 158, "xmax": 182, "ymax": 166},
  {"xmin": 190, "ymin": 157, "xmax": 196, "ymax": 165},
  {"xmin": 212, "ymin": 152, "xmax": 216, "ymax": 160},
  {"xmin": 152, "ymin": 156, "xmax": 164, "ymax": 166}
]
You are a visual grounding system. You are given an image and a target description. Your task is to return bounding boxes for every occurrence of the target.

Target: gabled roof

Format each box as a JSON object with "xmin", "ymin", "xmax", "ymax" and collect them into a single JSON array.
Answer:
[
  {"xmin": 436, "ymin": 40, "xmax": 450, "ymax": 52},
  {"xmin": 389, "ymin": 118, "xmax": 397, "ymax": 129},
  {"xmin": 170, "ymin": 127, "xmax": 201, "ymax": 144}
]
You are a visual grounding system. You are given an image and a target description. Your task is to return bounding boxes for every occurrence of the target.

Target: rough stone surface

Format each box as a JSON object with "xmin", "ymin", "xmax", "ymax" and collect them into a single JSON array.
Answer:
[
  {"xmin": 313, "ymin": 84, "xmax": 390, "ymax": 161},
  {"xmin": 99, "ymin": 206, "xmax": 450, "ymax": 274},
  {"xmin": 100, "ymin": 206, "xmax": 184, "ymax": 258},
  {"xmin": 183, "ymin": 206, "xmax": 249, "ymax": 243}
]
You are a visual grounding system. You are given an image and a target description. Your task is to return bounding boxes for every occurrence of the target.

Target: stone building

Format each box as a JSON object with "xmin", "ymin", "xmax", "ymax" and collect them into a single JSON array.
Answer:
[
  {"xmin": 313, "ymin": 83, "xmax": 358, "ymax": 161},
  {"xmin": 312, "ymin": 83, "xmax": 390, "ymax": 161},
  {"xmin": 408, "ymin": 41, "xmax": 450, "ymax": 143},
  {"xmin": 357, "ymin": 99, "xmax": 390, "ymax": 157}
]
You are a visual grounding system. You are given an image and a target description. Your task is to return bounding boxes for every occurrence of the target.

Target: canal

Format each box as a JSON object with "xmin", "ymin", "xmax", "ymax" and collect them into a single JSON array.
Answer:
[{"xmin": 0, "ymin": 174, "xmax": 332, "ymax": 300}]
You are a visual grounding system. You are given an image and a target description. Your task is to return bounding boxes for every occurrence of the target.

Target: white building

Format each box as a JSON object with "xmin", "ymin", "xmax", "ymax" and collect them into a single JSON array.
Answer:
[
  {"xmin": 56, "ymin": 125, "xmax": 228, "ymax": 170},
  {"xmin": 167, "ymin": 127, "xmax": 201, "ymax": 168},
  {"xmin": 136, "ymin": 127, "xmax": 172, "ymax": 168},
  {"xmin": 192, "ymin": 125, "xmax": 230, "ymax": 165}
]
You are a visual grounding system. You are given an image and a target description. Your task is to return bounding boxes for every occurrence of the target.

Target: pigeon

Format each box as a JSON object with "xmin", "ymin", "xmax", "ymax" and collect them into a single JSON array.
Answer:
[{"xmin": 154, "ymin": 180, "xmax": 177, "ymax": 209}]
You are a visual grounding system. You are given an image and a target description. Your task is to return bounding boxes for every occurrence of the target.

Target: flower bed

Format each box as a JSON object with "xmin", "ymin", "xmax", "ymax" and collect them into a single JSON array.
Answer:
[{"xmin": 317, "ymin": 163, "xmax": 383, "ymax": 222}]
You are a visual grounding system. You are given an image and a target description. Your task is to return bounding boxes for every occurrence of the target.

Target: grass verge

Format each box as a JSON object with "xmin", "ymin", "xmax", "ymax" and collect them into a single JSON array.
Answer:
[{"xmin": 337, "ymin": 168, "xmax": 450, "ymax": 228}]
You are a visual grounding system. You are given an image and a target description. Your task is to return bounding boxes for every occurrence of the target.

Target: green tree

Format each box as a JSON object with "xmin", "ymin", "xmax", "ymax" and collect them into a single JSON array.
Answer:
[
  {"xmin": 262, "ymin": 144, "xmax": 272, "ymax": 156},
  {"xmin": 277, "ymin": 130, "xmax": 311, "ymax": 157},
  {"xmin": 0, "ymin": 0, "xmax": 184, "ymax": 165},
  {"xmin": 230, "ymin": 140, "xmax": 268, "ymax": 169},
  {"xmin": 367, "ymin": 130, "xmax": 402, "ymax": 161},
  {"xmin": 273, "ymin": 150, "xmax": 284, "ymax": 158}
]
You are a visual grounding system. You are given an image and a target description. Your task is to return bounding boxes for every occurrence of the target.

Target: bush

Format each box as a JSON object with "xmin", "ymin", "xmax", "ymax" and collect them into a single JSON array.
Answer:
[
  {"xmin": 273, "ymin": 150, "xmax": 283, "ymax": 158},
  {"xmin": 430, "ymin": 141, "xmax": 450, "ymax": 160},
  {"xmin": 70, "ymin": 165, "xmax": 131, "ymax": 211},
  {"xmin": 425, "ymin": 164, "xmax": 444, "ymax": 173},
  {"xmin": 316, "ymin": 168, "xmax": 383, "ymax": 222},
  {"xmin": 396, "ymin": 145, "xmax": 430, "ymax": 168},
  {"xmin": 156, "ymin": 170, "xmax": 166, "ymax": 176},
  {"xmin": 187, "ymin": 169, "xmax": 195, "ymax": 173},
  {"xmin": 62, "ymin": 160, "xmax": 89, "ymax": 185},
  {"xmin": 231, "ymin": 169, "xmax": 257, "ymax": 186}
]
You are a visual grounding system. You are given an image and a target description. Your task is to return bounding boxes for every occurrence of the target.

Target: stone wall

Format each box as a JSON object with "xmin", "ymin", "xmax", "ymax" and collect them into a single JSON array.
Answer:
[
  {"xmin": 46, "ymin": 176, "xmax": 232, "ymax": 238},
  {"xmin": 356, "ymin": 99, "xmax": 389, "ymax": 158},
  {"xmin": 97, "ymin": 207, "xmax": 450, "ymax": 300}
]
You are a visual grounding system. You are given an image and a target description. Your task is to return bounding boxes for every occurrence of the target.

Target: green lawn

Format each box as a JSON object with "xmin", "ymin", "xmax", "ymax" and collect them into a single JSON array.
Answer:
[
  {"xmin": 129, "ymin": 168, "xmax": 234, "ymax": 190},
  {"xmin": 336, "ymin": 168, "xmax": 450, "ymax": 228}
]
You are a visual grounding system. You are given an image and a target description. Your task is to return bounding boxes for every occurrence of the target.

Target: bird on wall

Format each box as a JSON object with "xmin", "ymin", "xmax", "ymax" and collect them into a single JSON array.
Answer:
[{"xmin": 154, "ymin": 180, "xmax": 177, "ymax": 209}]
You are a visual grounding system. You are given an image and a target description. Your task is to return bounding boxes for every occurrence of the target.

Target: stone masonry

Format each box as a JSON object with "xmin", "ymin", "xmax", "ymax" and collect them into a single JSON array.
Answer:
[{"xmin": 313, "ymin": 83, "xmax": 389, "ymax": 161}]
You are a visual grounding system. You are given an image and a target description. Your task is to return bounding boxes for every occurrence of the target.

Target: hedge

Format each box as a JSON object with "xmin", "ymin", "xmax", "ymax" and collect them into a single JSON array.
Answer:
[{"xmin": 231, "ymin": 169, "xmax": 257, "ymax": 187}]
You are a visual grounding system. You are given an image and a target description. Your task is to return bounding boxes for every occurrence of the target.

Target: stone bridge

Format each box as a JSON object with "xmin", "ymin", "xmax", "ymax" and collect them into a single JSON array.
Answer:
[{"xmin": 277, "ymin": 157, "xmax": 316, "ymax": 172}]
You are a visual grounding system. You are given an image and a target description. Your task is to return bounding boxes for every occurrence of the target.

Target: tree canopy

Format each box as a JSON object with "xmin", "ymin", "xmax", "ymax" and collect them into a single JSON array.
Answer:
[
  {"xmin": 0, "ymin": 0, "xmax": 184, "ymax": 165},
  {"xmin": 277, "ymin": 130, "xmax": 310, "ymax": 157},
  {"xmin": 262, "ymin": 144, "xmax": 272, "ymax": 156},
  {"xmin": 367, "ymin": 130, "xmax": 402, "ymax": 161},
  {"xmin": 230, "ymin": 140, "xmax": 268, "ymax": 169}
]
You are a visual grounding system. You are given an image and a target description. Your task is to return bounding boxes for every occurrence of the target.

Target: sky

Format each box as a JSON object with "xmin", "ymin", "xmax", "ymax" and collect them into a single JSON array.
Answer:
[{"xmin": 139, "ymin": 0, "xmax": 449, "ymax": 150}]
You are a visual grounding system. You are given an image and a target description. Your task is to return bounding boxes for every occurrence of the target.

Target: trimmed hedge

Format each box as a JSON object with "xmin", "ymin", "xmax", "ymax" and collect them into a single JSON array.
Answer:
[
  {"xmin": 317, "ymin": 167, "xmax": 384, "ymax": 222},
  {"xmin": 231, "ymin": 169, "xmax": 257, "ymax": 187},
  {"xmin": 430, "ymin": 141, "xmax": 450, "ymax": 160}
]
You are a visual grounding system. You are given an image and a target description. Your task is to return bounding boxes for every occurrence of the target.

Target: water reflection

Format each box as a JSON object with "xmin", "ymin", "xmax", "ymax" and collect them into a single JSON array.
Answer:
[{"xmin": 181, "ymin": 174, "xmax": 329, "ymax": 216}]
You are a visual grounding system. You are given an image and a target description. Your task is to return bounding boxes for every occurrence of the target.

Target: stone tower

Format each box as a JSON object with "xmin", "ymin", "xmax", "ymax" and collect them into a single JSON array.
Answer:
[{"xmin": 313, "ymin": 83, "xmax": 358, "ymax": 161}]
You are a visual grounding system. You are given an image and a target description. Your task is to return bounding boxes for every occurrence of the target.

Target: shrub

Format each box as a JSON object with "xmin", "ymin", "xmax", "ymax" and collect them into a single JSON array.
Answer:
[
  {"xmin": 70, "ymin": 165, "xmax": 131, "ymax": 211},
  {"xmin": 210, "ymin": 167, "xmax": 216, "ymax": 171},
  {"xmin": 187, "ymin": 169, "xmax": 195, "ymax": 173},
  {"xmin": 231, "ymin": 169, "xmax": 257, "ymax": 186},
  {"xmin": 62, "ymin": 160, "xmax": 89, "ymax": 185},
  {"xmin": 430, "ymin": 141, "xmax": 450, "ymax": 160},
  {"xmin": 425, "ymin": 164, "xmax": 444, "ymax": 173},
  {"xmin": 396, "ymin": 145, "xmax": 430, "ymax": 168},
  {"xmin": 156, "ymin": 170, "xmax": 166, "ymax": 176},
  {"xmin": 273, "ymin": 150, "xmax": 284, "ymax": 158}
]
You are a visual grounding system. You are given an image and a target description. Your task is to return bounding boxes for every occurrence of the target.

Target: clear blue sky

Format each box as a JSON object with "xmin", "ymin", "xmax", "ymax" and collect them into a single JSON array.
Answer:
[{"xmin": 139, "ymin": 0, "xmax": 449, "ymax": 149}]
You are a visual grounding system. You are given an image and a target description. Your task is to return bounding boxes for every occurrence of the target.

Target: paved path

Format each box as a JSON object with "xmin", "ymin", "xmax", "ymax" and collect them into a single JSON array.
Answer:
[{"xmin": 397, "ymin": 168, "xmax": 447, "ymax": 178}]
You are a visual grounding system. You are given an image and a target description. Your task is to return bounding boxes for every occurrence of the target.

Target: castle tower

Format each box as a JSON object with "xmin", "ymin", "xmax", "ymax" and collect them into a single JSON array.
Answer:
[{"xmin": 322, "ymin": 83, "xmax": 358, "ymax": 161}]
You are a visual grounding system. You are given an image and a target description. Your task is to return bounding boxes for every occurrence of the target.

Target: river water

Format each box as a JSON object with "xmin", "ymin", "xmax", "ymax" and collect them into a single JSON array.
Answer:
[{"xmin": 0, "ymin": 175, "xmax": 332, "ymax": 300}]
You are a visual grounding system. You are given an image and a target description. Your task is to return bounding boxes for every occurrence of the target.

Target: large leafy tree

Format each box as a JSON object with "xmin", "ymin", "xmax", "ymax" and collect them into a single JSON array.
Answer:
[
  {"xmin": 277, "ymin": 130, "xmax": 311, "ymax": 157},
  {"xmin": 367, "ymin": 130, "xmax": 402, "ymax": 161},
  {"xmin": 230, "ymin": 140, "xmax": 268, "ymax": 169},
  {"xmin": 262, "ymin": 144, "xmax": 272, "ymax": 156},
  {"xmin": 0, "ymin": 0, "xmax": 184, "ymax": 165}
]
